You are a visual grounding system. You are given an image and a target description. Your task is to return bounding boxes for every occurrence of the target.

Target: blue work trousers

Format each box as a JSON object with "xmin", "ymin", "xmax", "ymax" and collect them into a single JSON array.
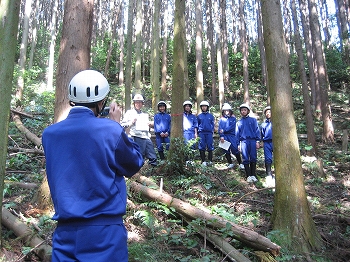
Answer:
[
  {"xmin": 240, "ymin": 139, "xmax": 257, "ymax": 164},
  {"xmin": 52, "ymin": 224, "xmax": 128, "ymax": 262}
]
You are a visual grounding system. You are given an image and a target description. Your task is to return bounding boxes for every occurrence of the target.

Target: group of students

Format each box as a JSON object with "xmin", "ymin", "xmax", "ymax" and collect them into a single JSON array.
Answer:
[
  {"xmin": 42, "ymin": 70, "xmax": 273, "ymax": 261},
  {"xmin": 122, "ymin": 94, "xmax": 274, "ymax": 183}
]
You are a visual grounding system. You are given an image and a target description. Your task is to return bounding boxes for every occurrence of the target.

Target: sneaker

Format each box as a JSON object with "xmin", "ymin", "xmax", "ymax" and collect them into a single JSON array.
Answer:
[
  {"xmin": 227, "ymin": 163, "xmax": 234, "ymax": 168},
  {"xmin": 186, "ymin": 160, "xmax": 194, "ymax": 166},
  {"xmin": 202, "ymin": 161, "xmax": 207, "ymax": 166},
  {"xmin": 247, "ymin": 176, "xmax": 258, "ymax": 183},
  {"xmin": 239, "ymin": 164, "xmax": 245, "ymax": 170}
]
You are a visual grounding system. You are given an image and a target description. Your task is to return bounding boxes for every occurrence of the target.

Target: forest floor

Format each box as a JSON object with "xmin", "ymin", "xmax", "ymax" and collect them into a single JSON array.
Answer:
[{"xmin": 1, "ymin": 101, "xmax": 350, "ymax": 261}]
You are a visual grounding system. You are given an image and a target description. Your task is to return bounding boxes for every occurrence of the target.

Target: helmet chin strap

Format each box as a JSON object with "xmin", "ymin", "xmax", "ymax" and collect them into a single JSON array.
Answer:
[{"xmin": 96, "ymin": 97, "xmax": 109, "ymax": 117}]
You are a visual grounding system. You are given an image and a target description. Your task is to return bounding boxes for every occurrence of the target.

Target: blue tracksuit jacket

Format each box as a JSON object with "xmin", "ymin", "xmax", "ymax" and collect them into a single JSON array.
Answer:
[
  {"xmin": 261, "ymin": 119, "xmax": 273, "ymax": 164},
  {"xmin": 236, "ymin": 115, "xmax": 260, "ymax": 164},
  {"xmin": 154, "ymin": 112, "xmax": 171, "ymax": 151},
  {"xmin": 197, "ymin": 112, "xmax": 215, "ymax": 151},
  {"xmin": 218, "ymin": 115, "xmax": 239, "ymax": 154},
  {"xmin": 183, "ymin": 112, "xmax": 198, "ymax": 143},
  {"xmin": 42, "ymin": 107, "xmax": 144, "ymax": 223}
]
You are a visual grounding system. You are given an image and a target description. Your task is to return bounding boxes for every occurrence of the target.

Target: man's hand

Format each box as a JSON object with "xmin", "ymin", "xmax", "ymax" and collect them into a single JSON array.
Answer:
[{"xmin": 108, "ymin": 102, "xmax": 122, "ymax": 123}]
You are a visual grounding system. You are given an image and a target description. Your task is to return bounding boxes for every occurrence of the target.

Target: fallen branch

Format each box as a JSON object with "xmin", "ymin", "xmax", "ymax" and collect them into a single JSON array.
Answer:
[
  {"xmin": 182, "ymin": 216, "xmax": 252, "ymax": 262},
  {"xmin": 8, "ymin": 147, "xmax": 44, "ymax": 155},
  {"xmin": 4, "ymin": 181, "xmax": 38, "ymax": 189},
  {"xmin": 12, "ymin": 114, "xmax": 42, "ymax": 147},
  {"xmin": 2, "ymin": 208, "xmax": 51, "ymax": 261},
  {"xmin": 128, "ymin": 181, "xmax": 280, "ymax": 256}
]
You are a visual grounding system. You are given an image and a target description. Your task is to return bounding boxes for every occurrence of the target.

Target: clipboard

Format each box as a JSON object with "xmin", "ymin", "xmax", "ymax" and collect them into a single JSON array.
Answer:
[
  {"xmin": 219, "ymin": 140, "xmax": 231, "ymax": 150},
  {"xmin": 135, "ymin": 113, "xmax": 149, "ymax": 131}
]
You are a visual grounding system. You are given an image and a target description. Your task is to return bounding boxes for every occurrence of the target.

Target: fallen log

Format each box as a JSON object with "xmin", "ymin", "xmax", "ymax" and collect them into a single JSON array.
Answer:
[
  {"xmin": 2, "ymin": 207, "xmax": 51, "ymax": 261},
  {"xmin": 182, "ymin": 216, "xmax": 252, "ymax": 262},
  {"xmin": 12, "ymin": 114, "xmax": 42, "ymax": 147},
  {"xmin": 4, "ymin": 181, "xmax": 38, "ymax": 189},
  {"xmin": 128, "ymin": 181, "xmax": 280, "ymax": 256}
]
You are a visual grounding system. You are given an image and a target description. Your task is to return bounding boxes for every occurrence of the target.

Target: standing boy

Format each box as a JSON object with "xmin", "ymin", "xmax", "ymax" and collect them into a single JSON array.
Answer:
[
  {"xmin": 197, "ymin": 101, "xmax": 215, "ymax": 166},
  {"xmin": 42, "ymin": 70, "xmax": 144, "ymax": 262},
  {"xmin": 236, "ymin": 103, "xmax": 260, "ymax": 182},
  {"xmin": 154, "ymin": 101, "xmax": 171, "ymax": 160},
  {"xmin": 121, "ymin": 94, "xmax": 158, "ymax": 167},
  {"xmin": 261, "ymin": 106, "xmax": 274, "ymax": 179},
  {"xmin": 218, "ymin": 103, "xmax": 242, "ymax": 168}
]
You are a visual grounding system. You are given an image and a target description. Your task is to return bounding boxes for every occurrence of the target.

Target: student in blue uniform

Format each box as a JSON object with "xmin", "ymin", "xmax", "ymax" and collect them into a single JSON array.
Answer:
[
  {"xmin": 154, "ymin": 101, "xmax": 171, "ymax": 160},
  {"xmin": 183, "ymin": 100, "xmax": 198, "ymax": 148},
  {"xmin": 236, "ymin": 103, "xmax": 260, "ymax": 182},
  {"xmin": 42, "ymin": 70, "xmax": 144, "ymax": 262},
  {"xmin": 121, "ymin": 94, "xmax": 158, "ymax": 166},
  {"xmin": 218, "ymin": 103, "xmax": 242, "ymax": 168},
  {"xmin": 261, "ymin": 106, "xmax": 274, "ymax": 179},
  {"xmin": 197, "ymin": 101, "xmax": 215, "ymax": 166}
]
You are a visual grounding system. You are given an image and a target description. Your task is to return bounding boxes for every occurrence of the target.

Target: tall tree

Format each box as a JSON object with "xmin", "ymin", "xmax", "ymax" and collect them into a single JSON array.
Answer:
[
  {"xmin": 151, "ymin": 0, "xmax": 161, "ymax": 111},
  {"xmin": 206, "ymin": 0, "xmax": 217, "ymax": 104},
  {"xmin": 335, "ymin": 0, "xmax": 350, "ymax": 65},
  {"xmin": 169, "ymin": 0, "xmax": 186, "ymax": 171},
  {"xmin": 54, "ymin": 0, "xmax": 94, "ymax": 123},
  {"xmin": 261, "ymin": 0, "xmax": 322, "ymax": 254},
  {"xmin": 239, "ymin": 0, "xmax": 250, "ymax": 105},
  {"xmin": 160, "ymin": 0, "xmax": 169, "ymax": 101},
  {"xmin": 134, "ymin": 0, "xmax": 142, "ymax": 93},
  {"xmin": 257, "ymin": 0, "xmax": 268, "ymax": 103},
  {"xmin": 220, "ymin": 0, "xmax": 229, "ymax": 91},
  {"xmin": 125, "ymin": 0, "xmax": 135, "ymax": 110},
  {"xmin": 291, "ymin": 0, "xmax": 317, "ymax": 156},
  {"xmin": 213, "ymin": 0, "xmax": 224, "ymax": 107},
  {"xmin": 47, "ymin": 0, "xmax": 59, "ymax": 91},
  {"xmin": 15, "ymin": 0, "xmax": 32, "ymax": 106},
  {"xmin": 195, "ymin": 0, "xmax": 204, "ymax": 109},
  {"xmin": 308, "ymin": 0, "xmax": 334, "ymax": 142},
  {"xmin": 0, "ymin": 0, "xmax": 21, "ymax": 244},
  {"xmin": 117, "ymin": 0, "xmax": 125, "ymax": 87},
  {"xmin": 299, "ymin": 0, "xmax": 318, "ymax": 108}
]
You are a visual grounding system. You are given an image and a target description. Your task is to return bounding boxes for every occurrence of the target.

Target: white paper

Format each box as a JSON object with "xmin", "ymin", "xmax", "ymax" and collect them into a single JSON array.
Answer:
[
  {"xmin": 219, "ymin": 140, "xmax": 231, "ymax": 150},
  {"xmin": 135, "ymin": 113, "xmax": 149, "ymax": 131}
]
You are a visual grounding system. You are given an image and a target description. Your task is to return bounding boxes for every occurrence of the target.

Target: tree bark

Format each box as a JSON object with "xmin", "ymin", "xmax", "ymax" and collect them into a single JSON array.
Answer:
[
  {"xmin": 308, "ymin": 0, "xmax": 334, "ymax": 143},
  {"xmin": 0, "ymin": 0, "xmax": 21, "ymax": 245},
  {"xmin": 15, "ymin": 0, "xmax": 32, "ymax": 106},
  {"xmin": 261, "ymin": 0, "xmax": 323, "ymax": 254},
  {"xmin": 129, "ymin": 181, "xmax": 281, "ymax": 256},
  {"xmin": 12, "ymin": 114, "xmax": 42, "ymax": 147},
  {"xmin": 125, "ymin": 0, "xmax": 135, "ymax": 110},
  {"xmin": 291, "ymin": 0, "xmax": 317, "ymax": 156},
  {"xmin": 134, "ymin": 0, "xmax": 142, "ymax": 93},
  {"xmin": 160, "ymin": 0, "xmax": 169, "ymax": 101},
  {"xmin": 54, "ymin": 0, "xmax": 94, "ymax": 123},
  {"xmin": 239, "ymin": 0, "xmax": 250, "ymax": 105},
  {"xmin": 195, "ymin": 0, "xmax": 204, "ymax": 107},
  {"xmin": 151, "ymin": 0, "xmax": 161, "ymax": 111}
]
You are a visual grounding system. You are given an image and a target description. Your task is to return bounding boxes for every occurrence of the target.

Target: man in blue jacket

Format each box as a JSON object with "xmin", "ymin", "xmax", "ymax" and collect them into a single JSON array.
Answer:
[
  {"xmin": 236, "ymin": 103, "xmax": 260, "ymax": 182},
  {"xmin": 154, "ymin": 101, "xmax": 171, "ymax": 160},
  {"xmin": 197, "ymin": 101, "xmax": 215, "ymax": 166},
  {"xmin": 42, "ymin": 70, "xmax": 144, "ymax": 262}
]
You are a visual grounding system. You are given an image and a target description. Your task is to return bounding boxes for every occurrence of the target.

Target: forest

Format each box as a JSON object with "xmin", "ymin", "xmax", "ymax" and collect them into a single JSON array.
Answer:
[{"xmin": 0, "ymin": 0, "xmax": 349, "ymax": 261}]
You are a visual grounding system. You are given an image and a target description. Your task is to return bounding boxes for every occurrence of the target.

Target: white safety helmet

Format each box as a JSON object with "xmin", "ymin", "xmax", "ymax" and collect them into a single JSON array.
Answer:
[
  {"xmin": 183, "ymin": 100, "xmax": 193, "ymax": 107},
  {"xmin": 239, "ymin": 103, "xmax": 250, "ymax": 112},
  {"xmin": 200, "ymin": 101, "xmax": 209, "ymax": 107},
  {"xmin": 263, "ymin": 106, "xmax": 271, "ymax": 115},
  {"xmin": 133, "ymin": 94, "xmax": 145, "ymax": 102},
  {"xmin": 68, "ymin": 70, "xmax": 110, "ymax": 103},
  {"xmin": 157, "ymin": 101, "xmax": 167, "ymax": 110},
  {"xmin": 222, "ymin": 103, "xmax": 232, "ymax": 111}
]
